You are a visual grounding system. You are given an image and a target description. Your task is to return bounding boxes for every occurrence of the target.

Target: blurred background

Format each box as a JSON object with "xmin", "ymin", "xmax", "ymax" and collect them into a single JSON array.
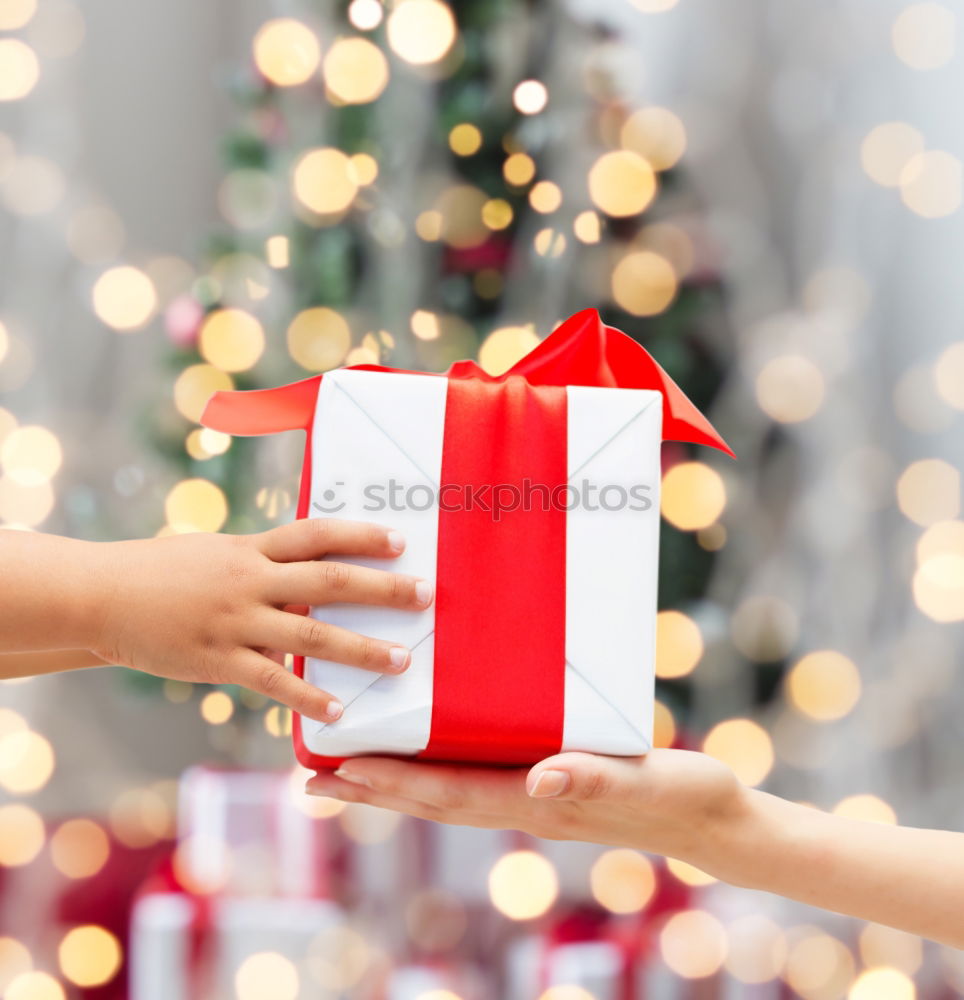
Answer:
[{"xmin": 1, "ymin": 0, "xmax": 963, "ymax": 996}]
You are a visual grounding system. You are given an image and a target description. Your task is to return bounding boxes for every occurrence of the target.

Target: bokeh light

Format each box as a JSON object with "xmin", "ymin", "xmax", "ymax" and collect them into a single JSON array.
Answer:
[
  {"xmin": 0, "ymin": 729, "xmax": 54, "ymax": 794},
  {"xmin": 0, "ymin": 938, "xmax": 32, "ymax": 992},
  {"xmin": 896, "ymin": 458, "xmax": 960, "ymax": 526},
  {"xmin": 783, "ymin": 931, "xmax": 855, "ymax": 998},
  {"xmin": 504, "ymin": 152, "xmax": 536, "ymax": 186},
  {"xmin": 199, "ymin": 308, "xmax": 265, "ymax": 373},
  {"xmin": 165, "ymin": 478, "xmax": 228, "ymax": 533},
  {"xmin": 892, "ymin": 2, "xmax": 955, "ymax": 70},
  {"xmin": 724, "ymin": 915, "xmax": 787, "ymax": 984},
  {"xmin": 899, "ymin": 151, "xmax": 962, "ymax": 218},
  {"xmin": 755, "ymin": 355, "xmax": 825, "ymax": 423},
  {"xmin": 288, "ymin": 307, "xmax": 352, "ymax": 371},
  {"xmin": 653, "ymin": 699, "xmax": 677, "ymax": 748},
  {"xmin": 850, "ymin": 968, "xmax": 915, "ymax": 1000},
  {"xmin": 703, "ymin": 718, "xmax": 774, "ymax": 786},
  {"xmin": 0, "ymin": 0, "xmax": 37, "ymax": 30},
  {"xmin": 324, "ymin": 37, "xmax": 389, "ymax": 104},
  {"xmin": 5, "ymin": 972, "xmax": 64, "ymax": 1000},
  {"xmin": 588, "ymin": 151, "xmax": 657, "ymax": 217},
  {"xmin": 386, "ymin": 0, "xmax": 457, "ymax": 66},
  {"xmin": 0, "ymin": 40, "xmax": 39, "ymax": 102},
  {"xmin": 173, "ymin": 364, "xmax": 234, "ymax": 423},
  {"xmin": 666, "ymin": 857, "xmax": 717, "ymax": 886},
  {"xmin": 58, "ymin": 926, "xmax": 122, "ymax": 988},
  {"xmin": 92, "ymin": 266, "xmax": 158, "ymax": 331},
  {"xmin": 659, "ymin": 910, "xmax": 727, "ymax": 978},
  {"xmin": 293, "ymin": 147, "xmax": 359, "ymax": 215},
  {"xmin": 655, "ymin": 610, "xmax": 703, "ymax": 679},
  {"xmin": 349, "ymin": 0, "xmax": 383, "ymax": 31},
  {"xmin": 589, "ymin": 849, "xmax": 656, "ymax": 913},
  {"xmin": 620, "ymin": 107, "xmax": 686, "ymax": 170},
  {"xmin": 513, "ymin": 79, "xmax": 548, "ymax": 115},
  {"xmin": 661, "ymin": 462, "xmax": 726, "ymax": 531},
  {"xmin": 478, "ymin": 325, "xmax": 539, "ymax": 375},
  {"xmin": 449, "ymin": 123, "xmax": 482, "ymax": 156},
  {"xmin": 50, "ymin": 819, "xmax": 110, "ymax": 879},
  {"xmin": 0, "ymin": 804, "xmax": 45, "ymax": 866},
  {"xmin": 0, "ymin": 426, "xmax": 62, "ymax": 486},
  {"xmin": 859, "ymin": 925, "xmax": 923, "ymax": 976},
  {"xmin": 235, "ymin": 952, "xmax": 299, "ymax": 1000},
  {"xmin": 252, "ymin": 19, "xmax": 321, "ymax": 87},
  {"xmin": 200, "ymin": 690, "xmax": 234, "ymax": 725},
  {"xmin": 612, "ymin": 250, "xmax": 677, "ymax": 316},
  {"xmin": 488, "ymin": 850, "xmax": 559, "ymax": 920},
  {"xmin": 861, "ymin": 122, "xmax": 924, "ymax": 187},
  {"xmin": 786, "ymin": 650, "xmax": 862, "ymax": 722},
  {"xmin": 833, "ymin": 794, "xmax": 897, "ymax": 825}
]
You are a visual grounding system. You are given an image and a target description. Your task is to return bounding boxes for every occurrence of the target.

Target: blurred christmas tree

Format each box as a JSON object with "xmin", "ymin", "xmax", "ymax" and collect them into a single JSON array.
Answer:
[{"xmin": 150, "ymin": 0, "xmax": 732, "ymax": 728}]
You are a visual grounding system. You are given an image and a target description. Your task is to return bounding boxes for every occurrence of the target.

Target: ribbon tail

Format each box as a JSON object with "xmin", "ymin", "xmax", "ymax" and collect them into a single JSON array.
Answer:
[{"xmin": 200, "ymin": 375, "xmax": 322, "ymax": 436}]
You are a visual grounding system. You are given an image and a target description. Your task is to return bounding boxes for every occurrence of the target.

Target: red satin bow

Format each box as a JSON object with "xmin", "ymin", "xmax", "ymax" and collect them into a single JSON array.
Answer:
[{"xmin": 201, "ymin": 308, "xmax": 733, "ymax": 459}]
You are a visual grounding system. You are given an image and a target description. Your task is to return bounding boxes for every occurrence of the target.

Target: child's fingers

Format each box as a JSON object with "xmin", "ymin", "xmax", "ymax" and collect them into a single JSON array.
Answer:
[
  {"xmin": 254, "ymin": 610, "xmax": 411, "ymax": 674},
  {"xmin": 268, "ymin": 562, "xmax": 434, "ymax": 610},
  {"xmin": 230, "ymin": 649, "xmax": 345, "ymax": 723},
  {"xmin": 256, "ymin": 518, "xmax": 405, "ymax": 562}
]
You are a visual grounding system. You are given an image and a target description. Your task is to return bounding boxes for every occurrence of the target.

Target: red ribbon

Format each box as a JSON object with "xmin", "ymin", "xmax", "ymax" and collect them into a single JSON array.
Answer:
[
  {"xmin": 422, "ymin": 375, "xmax": 568, "ymax": 764},
  {"xmin": 200, "ymin": 308, "xmax": 732, "ymax": 770}
]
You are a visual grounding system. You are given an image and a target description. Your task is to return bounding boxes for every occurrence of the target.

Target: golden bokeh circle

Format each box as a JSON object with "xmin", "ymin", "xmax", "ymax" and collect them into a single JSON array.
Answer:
[
  {"xmin": 611, "ymin": 251, "xmax": 677, "ymax": 316},
  {"xmin": 252, "ymin": 19, "xmax": 321, "ymax": 87},
  {"xmin": 661, "ymin": 462, "xmax": 726, "ymax": 531},
  {"xmin": 589, "ymin": 151, "xmax": 657, "ymax": 217},
  {"xmin": 293, "ymin": 147, "xmax": 359, "ymax": 215},
  {"xmin": 199, "ymin": 309, "xmax": 265, "ymax": 373},
  {"xmin": 323, "ymin": 37, "xmax": 389, "ymax": 104},
  {"xmin": 288, "ymin": 307, "xmax": 352, "ymax": 371},
  {"xmin": 58, "ymin": 926, "xmax": 122, "ymax": 988}
]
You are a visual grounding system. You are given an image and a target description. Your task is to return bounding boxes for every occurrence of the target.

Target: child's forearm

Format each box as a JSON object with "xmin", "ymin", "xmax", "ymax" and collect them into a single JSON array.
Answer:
[
  {"xmin": 706, "ymin": 789, "xmax": 964, "ymax": 948},
  {"xmin": 0, "ymin": 649, "xmax": 109, "ymax": 678},
  {"xmin": 0, "ymin": 532, "xmax": 111, "ymax": 653}
]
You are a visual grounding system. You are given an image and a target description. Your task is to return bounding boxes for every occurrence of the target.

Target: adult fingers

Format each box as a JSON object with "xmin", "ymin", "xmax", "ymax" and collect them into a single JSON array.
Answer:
[
  {"xmin": 257, "ymin": 518, "xmax": 405, "ymax": 563},
  {"xmin": 268, "ymin": 561, "xmax": 433, "ymax": 610},
  {"xmin": 329, "ymin": 757, "xmax": 530, "ymax": 813},
  {"xmin": 526, "ymin": 751, "xmax": 645, "ymax": 800},
  {"xmin": 254, "ymin": 610, "xmax": 411, "ymax": 674}
]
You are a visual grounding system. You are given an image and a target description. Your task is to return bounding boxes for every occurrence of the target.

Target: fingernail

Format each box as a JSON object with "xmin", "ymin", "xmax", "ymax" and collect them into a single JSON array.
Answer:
[
  {"xmin": 334, "ymin": 767, "xmax": 372, "ymax": 788},
  {"xmin": 387, "ymin": 530, "xmax": 405, "ymax": 554},
  {"xmin": 415, "ymin": 580, "xmax": 434, "ymax": 606},
  {"xmin": 389, "ymin": 646, "xmax": 410, "ymax": 671},
  {"xmin": 527, "ymin": 769, "xmax": 570, "ymax": 798},
  {"xmin": 325, "ymin": 700, "xmax": 343, "ymax": 721}
]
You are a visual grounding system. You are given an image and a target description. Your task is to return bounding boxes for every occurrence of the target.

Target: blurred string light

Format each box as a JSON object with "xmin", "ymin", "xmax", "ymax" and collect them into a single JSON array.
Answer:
[
  {"xmin": 478, "ymin": 324, "xmax": 539, "ymax": 375},
  {"xmin": 198, "ymin": 308, "xmax": 264, "ymax": 372},
  {"xmin": 783, "ymin": 930, "xmax": 855, "ymax": 999},
  {"xmin": 449, "ymin": 123, "xmax": 482, "ymax": 156},
  {"xmin": 288, "ymin": 307, "xmax": 351, "ymax": 371},
  {"xmin": 653, "ymin": 699, "xmax": 676, "ymax": 747},
  {"xmin": 833, "ymin": 794, "xmax": 897, "ymax": 825},
  {"xmin": 266, "ymin": 234, "xmax": 289, "ymax": 268},
  {"xmin": 934, "ymin": 341, "xmax": 964, "ymax": 407},
  {"xmin": 513, "ymin": 79, "xmax": 547, "ymax": 115},
  {"xmin": 4, "ymin": 972, "xmax": 64, "ymax": 1000},
  {"xmin": 861, "ymin": 123, "xmax": 924, "ymax": 188},
  {"xmin": 620, "ymin": 107, "xmax": 686, "ymax": 171},
  {"xmin": 529, "ymin": 180, "xmax": 561, "ymax": 213},
  {"xmin": 629, "ymin": 0, "xmax": 679, "ymax": 9},
  {"xmin": 0, "ymin": 938, "xmax": 32, "ymax": 993},
  {"xmin": 481, "ymin": 197, "xmax": 512, "ymax": 230},
  {"xmin": 109, "ymin": 786, "xmax": 173, "ymax": 848},
  {"xmin": 57, "ymin": 926, "xmax": 121, "ymax": 988},
  {"xmin": 503, "ymin": 151, "xmax": 536, "ymax": 187},
  {"xmin": 0, "ymin": 728, "xmax": 54, "ymax": 793},
  {"xmin": 703, "ymin": 718, "xmax": 774, "ymax": 786},
  {"xmin": 91, "ymin": 266, "xmax": 158, "ymax": 331},
  {"xmin": 235, "ymin": 952, "xmax": 299, "ymax": 1000},
  {"xmin": 386, "ymin": 0, "xmax": 457, "ymax": 66},
  {"xmin": 252, "ymin": 19, "xmax": 321, "ymax": 87},
  {"xmin": 654, "ymin": 609, "xmax": 703, "ymax": 679},
  {"xmin": 1, "ymin": 156, "xmax": 65, "ymax": 215},
  {"xmin": 0, "ymin": 803, "xmax": 45, "ymax": 866},
  {"xmin": 859, "ymin": 925, "xmax": 923, "ymax": 976},
  {"xmin": 0, "ymin": 39, "xmax": 39, "ymax": 101},
  {"xmin": 323, "ymin": 37, "xmax": 389, "ymax": 104},
  {"xmin": 589, "ymin": 849, "xmax": 655, "ymax": 913},
  {"xmin": 611, "ymin": 250, "xmax": 676, "ymax": 315},
  {"xmin": 50, "ymin": 818, "xmax": 110, "ymax": 879},
  {"xmin": 588, "ymin": 151, "xmax": 656, "ymax": 217},
  {"xmin": 293, "ymin": 147, "xmax": 358, "ymax": 215},
  {"xmin": 0, "ymin": 0, "xmax": 37, "ymax": 30},
  {"xmin": 724, "ymin": 915, "xmax": 787, "ymax": 985},
  {"xmin": 573, "ymin": 210, "xmax": 601, "ymax": 243},
  {"xmin": 164, "ymin": 478, "xmax": 228, "ymax": 533},
  {"xmin": 850, "ymin": 968, "xmax": 916, "ymax": 1000},
  {"xmin": 174, "ymin": 365, "xmax": 234, "ymax": 423},
  {"xmin": 534, "ymin": 228, "xmax": 566, "ymax": 258},
  {"xmin": 897, "ymin": 458, "xmax": 959, "ymax": 526},
  {"xmin": 659, "ymin": 910, "xmax": 727, "ymax": 978},
  {"xmin": 305, "ymin": 925, "xmax": 373, "ymax": 991},
  {"xmin": 660, "ymin": 461, "xmax": 726, "ymax": 531},
  {"xmin": 785, "ymin": 650, "xmax": 861, "ymax": 722},
  {"xmin": 488, "ymin": 850, "xmax": 559, "ymax": 920},
  {"xmin": 200, "ymin": 690, "xmax": 234, "ymax": 725},
  {"xmin": 891, "ymin": 2, "xmax": 955, "ymax": 70},
  {"xmin": 666, "ymin": 857, "xmax": 717, "ymax": 887},
  {"xmin": 899, "ymin": 150, "xmax": 962, "ymax": 218},
  {"xmin": 348, "ymin": 0, "xmax": 384, "ymax": 32},
  {"xmin": 755, "ymin": 355, "xmax": 825, "ymax": 423},
  {"xmin": 538, "ymin": 989, "xmax": 593, "ymax": 1000},
  {"xmin": 0, "ymin": 425, "xmax": 61, "ymax": 486}
]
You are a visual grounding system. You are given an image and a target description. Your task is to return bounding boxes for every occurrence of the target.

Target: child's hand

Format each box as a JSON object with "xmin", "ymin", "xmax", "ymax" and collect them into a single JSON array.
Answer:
[
  {"xmin": 306, "ymin": 749, "xmax": 747, "ymax": 866},
  {"xmin": 91, "ymin": 519, "xmax": 432, "ymax": 722}
]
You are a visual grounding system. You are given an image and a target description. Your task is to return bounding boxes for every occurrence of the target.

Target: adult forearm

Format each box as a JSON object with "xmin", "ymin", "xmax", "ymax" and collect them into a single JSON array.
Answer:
[
  {"xmin": 705, "ymin": 789, "xmax": 964, "ymax": 948},
  {"xmin": 0, "ymin": 533, "xmax": 112, "ymax": 652},
  {"xmin": 0, "ymin": 649, "xmax": 109, "ymax": 678}
]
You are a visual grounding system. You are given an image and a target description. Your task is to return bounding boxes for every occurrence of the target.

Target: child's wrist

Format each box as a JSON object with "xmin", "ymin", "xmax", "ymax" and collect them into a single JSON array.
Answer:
[{"xmin": 64, "ymin": 539, "xmax": 120, "ymax": 653}]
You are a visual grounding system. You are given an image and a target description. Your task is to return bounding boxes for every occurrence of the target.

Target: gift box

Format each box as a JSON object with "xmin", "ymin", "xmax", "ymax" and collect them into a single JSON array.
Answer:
[{"xmin": 202, "ymin": 309, "xmax": 731, "ymax": 768}]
